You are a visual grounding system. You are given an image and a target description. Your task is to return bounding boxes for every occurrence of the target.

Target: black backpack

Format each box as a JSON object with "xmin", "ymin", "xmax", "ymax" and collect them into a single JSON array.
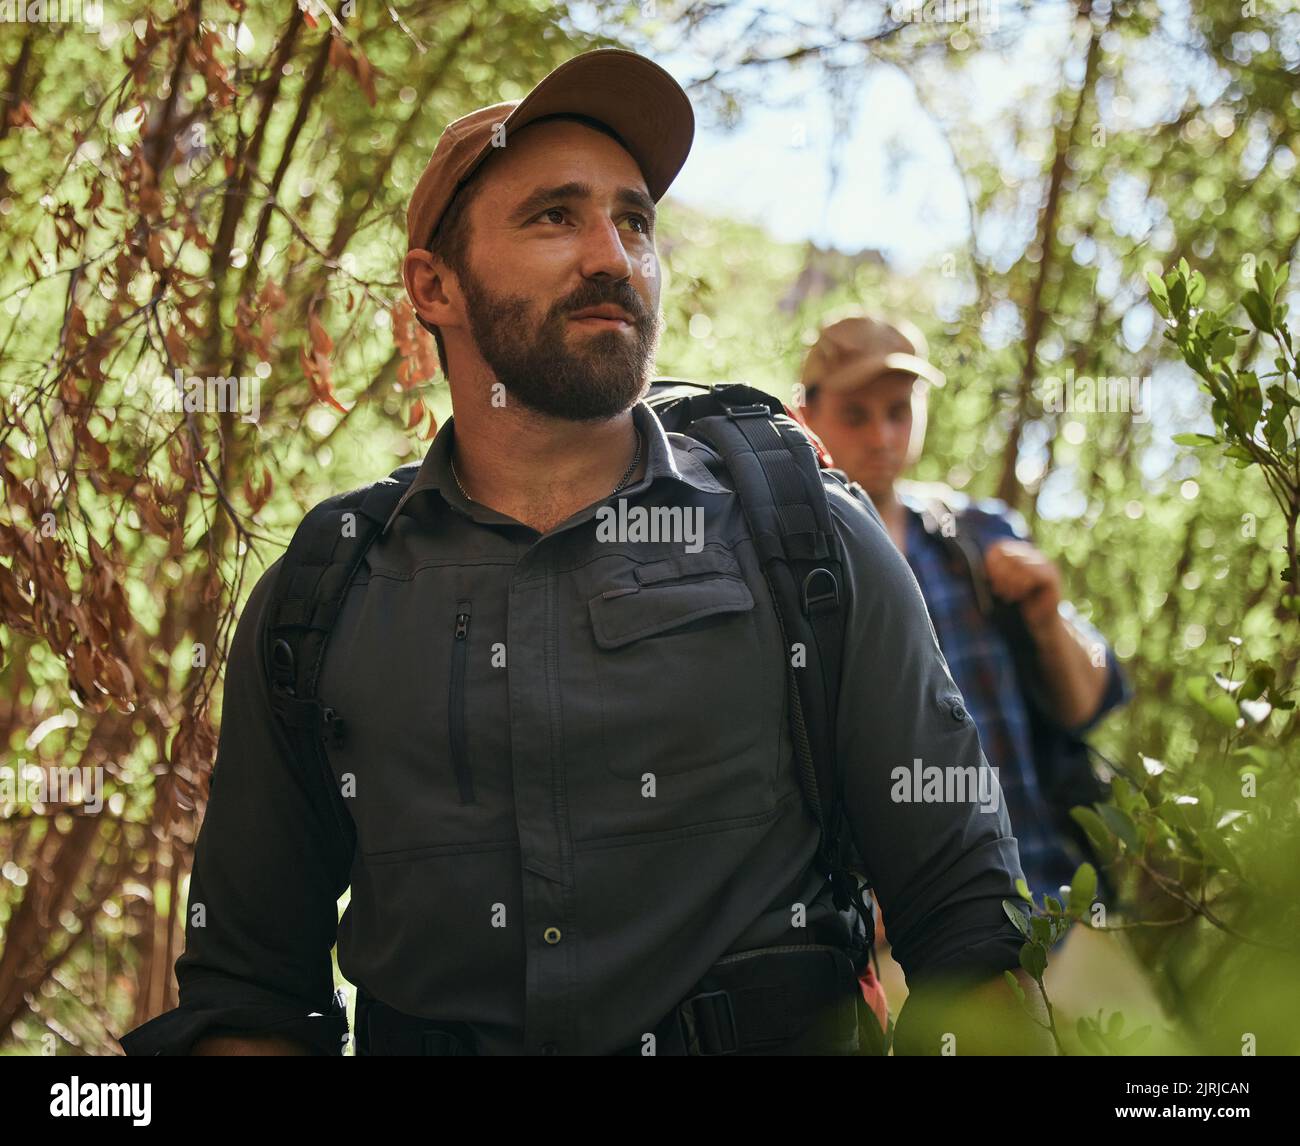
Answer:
[{"xmin": 262, "ymin": 380, "xmax": 876, "ymax": 949}]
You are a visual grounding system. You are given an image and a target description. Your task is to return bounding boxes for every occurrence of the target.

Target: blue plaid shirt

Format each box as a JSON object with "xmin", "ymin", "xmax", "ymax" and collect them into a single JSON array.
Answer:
[{"xmin": 900, "ymin": 495, "xmax": 1120, "ymax": 902}]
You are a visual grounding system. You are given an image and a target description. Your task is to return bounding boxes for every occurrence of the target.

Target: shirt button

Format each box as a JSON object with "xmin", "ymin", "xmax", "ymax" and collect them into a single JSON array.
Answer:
[{"xmin": 543, "ymin": 926, "xmax": 562, "ymax": 945}]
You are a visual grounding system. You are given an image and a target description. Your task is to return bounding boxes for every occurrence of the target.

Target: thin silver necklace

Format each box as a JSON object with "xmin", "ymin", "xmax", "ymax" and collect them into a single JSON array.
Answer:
[{"xmin": 450, "ymin": 428, "xmax": 643, "ymax": 504}]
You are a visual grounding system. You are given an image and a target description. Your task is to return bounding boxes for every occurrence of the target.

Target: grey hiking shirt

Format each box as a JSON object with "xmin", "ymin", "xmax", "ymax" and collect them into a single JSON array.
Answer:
[{"xmin": 118, "ymin": 398, "xmax": 1029, "ymax": 1056}]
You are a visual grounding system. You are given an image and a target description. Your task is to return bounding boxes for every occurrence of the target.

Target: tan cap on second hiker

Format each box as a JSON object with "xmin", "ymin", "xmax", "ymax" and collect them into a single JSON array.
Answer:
[
  {"xmin": 406, "ymin": 48, "xmax": 695, "ymax": 252},
  {"xmin": 800, "ymin": 314, "xmax": 946, "ymax": 394}
]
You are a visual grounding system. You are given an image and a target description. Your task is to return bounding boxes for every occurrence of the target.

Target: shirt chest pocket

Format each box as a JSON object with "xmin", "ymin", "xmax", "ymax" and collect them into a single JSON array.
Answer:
[{"xmin": 587, "ymin": 549, "xmax": 777, "ymax": 785}]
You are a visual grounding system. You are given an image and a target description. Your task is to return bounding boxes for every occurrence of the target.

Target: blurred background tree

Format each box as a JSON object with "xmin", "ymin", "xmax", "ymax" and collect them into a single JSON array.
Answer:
[{"xmin": 0, "ymin": 0, "xmax": 1296, "ymax": 1054}]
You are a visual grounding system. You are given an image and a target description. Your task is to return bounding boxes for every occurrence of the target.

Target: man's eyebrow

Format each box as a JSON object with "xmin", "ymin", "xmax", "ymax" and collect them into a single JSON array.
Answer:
[
  {"xmin": 508, "ymin": 181, "xmax": 657, "ymax": 225},
  {"xmin": 614, "ymin": 186, "xmax": 657, "ymax": 220}
]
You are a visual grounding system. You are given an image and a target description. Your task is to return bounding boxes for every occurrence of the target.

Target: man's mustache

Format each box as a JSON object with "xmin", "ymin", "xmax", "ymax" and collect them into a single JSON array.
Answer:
[{"xmin": 553, "ymin": 285, "xmax": 650, "ymax": 328}]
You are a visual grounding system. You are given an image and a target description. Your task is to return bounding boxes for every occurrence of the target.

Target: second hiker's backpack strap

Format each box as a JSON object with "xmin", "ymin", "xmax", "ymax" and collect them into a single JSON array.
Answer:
[
  {"xmin": 263, "ymin": 462, "xmax": 420, "ymax": 848},
  {"xmin": 650, "ymin": 383, "xmax": 870, "ymax": 937},
  {"xmin": 913, "ymin": 494, "xmax": 1059, "ymax": 721}
]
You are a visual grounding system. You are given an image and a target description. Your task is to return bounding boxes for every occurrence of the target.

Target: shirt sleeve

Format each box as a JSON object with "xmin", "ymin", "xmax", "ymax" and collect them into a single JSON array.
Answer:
[
  {"xmin": 826, "ymin": 480, "xmax": 1030, "ymax": 989},
  {"xmin": 116, "ymin": 557, "xmax": 353, "ymax": 1056}
]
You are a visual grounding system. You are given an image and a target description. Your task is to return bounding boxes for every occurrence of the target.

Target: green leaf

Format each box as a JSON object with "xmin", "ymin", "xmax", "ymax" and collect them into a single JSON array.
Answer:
[
  {"xmin": 1146, "ymin": 270, "xmax": 1169, "ymax": 303},
  {"xmin": 1014, "ymin": 877, "xmax": 1033, "ymax": 903},
  {"xmin": 1097, "ymin": 803, "xmax": 1140, "ymax": 850},
  {"xmin": 1003, "ymin": 969, "xmax": 1026, "ymax": 1005},
  {"xmin": 1111, "ymin": 774, "xmax": 1148, "ymax": 814},
  {"xmin": 1068, "ymin": 863, "xmax": 1098, "ymax": 915},
  {"xmin": 1243, "ymin": 290, "xmax": 1273, "ymax": 333},
  {"xmin": 1188, "ymin": 676, "xmax": 1243, "ymax": 726},
  {"xmin": 1265, "ymin": 403, "xmax": 1291, "ymax": 452},
  {"xmin": 1168, "ymin": 275, "xmax": 1187, "ymax": 315},
  {"xmin": 1230, "ymin": 745, "xmax": 1276, "ymax": 770},
  {"xmin": 1256, "ymin": 259, "xmax": 1275, "ymax": 303},
  {"xmin": 1238, "ymin": 371, "xmax": 1263, "ymax": 428},
  {"xmin": 1019, "ymin": 943, "xmax": 1047, "ymax": 980},
  {"xmin": 1119, "ymin": 1026, "xmax": 1152, "ymax": 1053},
  {"xmin": 1171, "ymin": 432, "xmax": 1218, "ymax": 447},
  {"xmin": 1076, "ymin": 1016, "xmax": 1107, "ymax": 1056},
  {"xmin": 1002, "ymin": 899, "xmax": 1032, "ymax": 938},
  {"xmin": 1030, "ymin": 915, "xmax": 1053, "ymax": 945},
  {"xmin": 1071, "ymin": 807, "xmax": 1119, "ymax": 863},
  {"xmin": 1210, "ymin": 328, "xmax": 1237, "ymax": 360}
]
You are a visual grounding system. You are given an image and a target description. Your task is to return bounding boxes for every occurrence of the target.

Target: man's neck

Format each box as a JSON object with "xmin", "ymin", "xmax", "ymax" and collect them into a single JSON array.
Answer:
[
  {"xmin": 447, "ymin": 385, "xmax": 643, "ymax": 535},
  {"xmin": 868, "ymin": 483, "xmax": 910, "ymax": 554}
]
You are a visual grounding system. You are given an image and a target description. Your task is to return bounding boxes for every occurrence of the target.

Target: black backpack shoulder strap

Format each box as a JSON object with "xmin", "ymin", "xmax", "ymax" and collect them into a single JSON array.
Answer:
[
  {"xmin": 647, "ymin": 381, "xmax": 870, "ymax": 935},
  {"xmin": 914, "ymin": 494, "xmax": 1057, "ymax": 711},
  {"xmin": 262, "ymin": 462, "xmax": 420, "ymax": 842},
  {"xmin": 909, "ymin": 493, "xmax": 993, "ymax": 615}
]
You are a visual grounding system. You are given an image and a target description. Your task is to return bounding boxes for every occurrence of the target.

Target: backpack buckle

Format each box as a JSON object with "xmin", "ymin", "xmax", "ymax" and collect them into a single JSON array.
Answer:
[
  {"xmin": 723, "ymin": 403, "xmax": 771, "ymax": 419},
  {"xmin": 678, "ymin": 990, "xmax": 739, "ymax": 1055},
  {"xmin": 271, "ymin": 638, "xmax": 296, "ymax": 692},
  {"xmin": 801, "ymin": 567, "xmax": 839, "ymax": 615}
]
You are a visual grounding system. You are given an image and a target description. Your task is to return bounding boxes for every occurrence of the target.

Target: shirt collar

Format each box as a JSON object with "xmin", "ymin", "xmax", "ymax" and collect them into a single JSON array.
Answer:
[{"xmin": 381, "ymin": 397, "xmax": 728, "ymax": 536}]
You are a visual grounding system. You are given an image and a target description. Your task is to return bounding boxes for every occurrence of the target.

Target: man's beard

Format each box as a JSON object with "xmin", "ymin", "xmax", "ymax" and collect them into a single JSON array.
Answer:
[{"xmin": 458, "ymin": 262, "xmax": 661, "ymax": 421}]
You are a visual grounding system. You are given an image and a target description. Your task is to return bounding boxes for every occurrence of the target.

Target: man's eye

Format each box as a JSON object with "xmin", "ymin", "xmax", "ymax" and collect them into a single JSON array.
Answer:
[
  {"xmin": 625, "ymin": 213, "xmax": 652, "ymax": 234},
  {"xmin": 537, "ymin": 207, "xmax": 568, "ymax": 225}
]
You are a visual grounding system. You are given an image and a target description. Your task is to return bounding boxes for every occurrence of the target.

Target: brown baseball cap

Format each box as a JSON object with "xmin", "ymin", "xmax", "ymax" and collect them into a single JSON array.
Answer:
[
  {"xmin": 800, "ymin": 314, "xmax": 946, "ymax": 394},
  {"xmin": 405, "ymin": 48, "xmax": 695, "ymax": 253}
]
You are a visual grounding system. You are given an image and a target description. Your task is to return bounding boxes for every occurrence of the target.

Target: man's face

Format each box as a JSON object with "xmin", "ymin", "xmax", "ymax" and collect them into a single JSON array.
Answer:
[
  {"xmin": 441, "ymin": 118, "xmax": 663, "ymax": 421},
  {"xmin": 803, "ymin": 372, "xmax": 924, "ymax": 498}
]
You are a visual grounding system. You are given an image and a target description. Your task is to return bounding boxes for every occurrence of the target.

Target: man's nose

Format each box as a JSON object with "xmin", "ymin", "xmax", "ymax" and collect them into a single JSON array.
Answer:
[
  {"xmin": 859, "ymin": 418, "xmax": 888, "ymax": 447},
  {"xmin": 576, "ymin": 215, "xmax": 635, "ymax": 282}
]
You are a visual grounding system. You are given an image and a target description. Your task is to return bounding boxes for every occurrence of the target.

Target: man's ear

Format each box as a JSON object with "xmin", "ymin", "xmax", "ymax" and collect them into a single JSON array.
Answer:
[{"xmin": 402, "ymin": 248, "xmax": 455, "ymax": 328}]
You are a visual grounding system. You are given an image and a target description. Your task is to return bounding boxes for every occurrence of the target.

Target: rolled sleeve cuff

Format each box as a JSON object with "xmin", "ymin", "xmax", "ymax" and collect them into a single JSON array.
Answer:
[
  {"xmin": 898, "ymin": 900, "xmax": 1027, "ymax": 990},
  {"xmin": 117, "ymin": 975, "xmax": 349, "ymax": 1056}
]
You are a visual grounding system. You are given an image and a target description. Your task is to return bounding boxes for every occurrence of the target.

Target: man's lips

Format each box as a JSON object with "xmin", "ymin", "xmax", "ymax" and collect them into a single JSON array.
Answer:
[{"xmin": 568, "ymin": 305, "xmax": 634, "ymax": 330}]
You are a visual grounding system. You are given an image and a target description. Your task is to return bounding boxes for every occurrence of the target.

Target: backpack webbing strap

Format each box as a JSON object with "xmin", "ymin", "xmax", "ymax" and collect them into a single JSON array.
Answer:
[
  {"xmin": 683, "ymin": 396, "xmax": 867, "ymax": 926},
  {"xmin": 263, "ymin": 464, "xmax": 420, "ymax": 847},
  {"xmin": 916, "ymin": 497, "xmax": 1057, "ymax": 720}
]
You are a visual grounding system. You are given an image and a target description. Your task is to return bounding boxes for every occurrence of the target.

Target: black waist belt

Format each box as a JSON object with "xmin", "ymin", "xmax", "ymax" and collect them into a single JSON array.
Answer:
[
  {"xmin": 355, "ymin": 990, "xmax": 476, "ymax": 1056},
  {"xmin": 356, "ymin": 943, "xmax": 866, "ymax": 1056}
]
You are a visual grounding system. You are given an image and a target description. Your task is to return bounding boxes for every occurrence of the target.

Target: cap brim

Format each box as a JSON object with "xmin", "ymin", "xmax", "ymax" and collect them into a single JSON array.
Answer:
[
  {"xmin": 818, "ymin": 353, "xmax": 946, "ymax": 392},
  {"xmin": 466, "ymin": 49, "xmax": 694, "ymax": 203}
]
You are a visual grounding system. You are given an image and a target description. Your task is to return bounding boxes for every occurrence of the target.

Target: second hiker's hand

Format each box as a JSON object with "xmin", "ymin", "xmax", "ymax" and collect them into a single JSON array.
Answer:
[{"xmin": 983, "ymin": 538, "xmax": 1062, "ymax": 632}]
